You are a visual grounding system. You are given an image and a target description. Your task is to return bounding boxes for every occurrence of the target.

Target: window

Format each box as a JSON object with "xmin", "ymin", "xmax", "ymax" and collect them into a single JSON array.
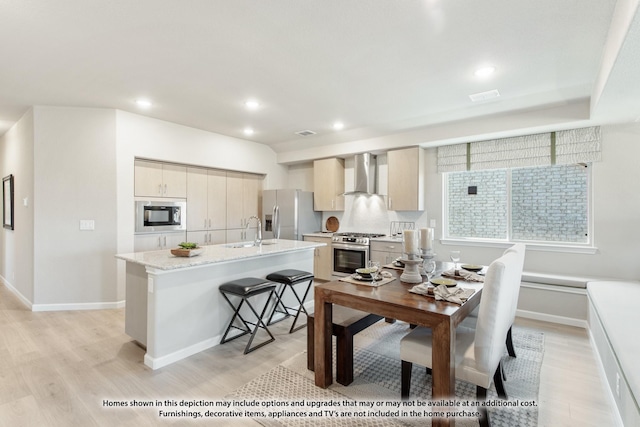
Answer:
[{"xmin": 445, "ymin": 163, "xmax": 590, "ymax": 244}]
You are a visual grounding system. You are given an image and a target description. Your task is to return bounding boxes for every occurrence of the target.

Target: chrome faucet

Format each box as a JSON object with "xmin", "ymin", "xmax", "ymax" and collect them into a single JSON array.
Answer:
[{"xmin": 246, "ymin": 216, "xmax": 262, "ymax": 246}]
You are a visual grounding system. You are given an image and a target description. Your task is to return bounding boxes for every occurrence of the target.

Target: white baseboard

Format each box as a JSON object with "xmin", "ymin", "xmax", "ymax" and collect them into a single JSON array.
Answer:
[
  {"xmin": 32, "ymin": 300, "xmax": 126, "ymax": 312},
  {"xmin": 144, "ymin": 335, "xmax": 221, "ymax": 370},
  {"xmin": 516, "ymin": 309, "xmax": 588, "ymax": 329},
  {"xmin": 1, "ymin": 275, "xmax": 126, "ymax": 311},
  {"xmin": 0, "ymin": 276, "xmax": 34, "ymax": 310}
]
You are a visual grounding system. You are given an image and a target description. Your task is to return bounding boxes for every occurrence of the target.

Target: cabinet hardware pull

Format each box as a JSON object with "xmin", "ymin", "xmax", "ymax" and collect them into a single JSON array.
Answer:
[
  {"xmin": 158, "ymin": 184, "xmax": 162, "ymax": 195},
  {"xmin": 163, "ymin": 236, "xmax": 166, "ymax": 247},
  {"xmin": 164, "ymin": 184, "xmax": 168, "ymax": 195},
  {"xmin": 209, "ymin": 219, "xmax": 211, "ymax": 228}
]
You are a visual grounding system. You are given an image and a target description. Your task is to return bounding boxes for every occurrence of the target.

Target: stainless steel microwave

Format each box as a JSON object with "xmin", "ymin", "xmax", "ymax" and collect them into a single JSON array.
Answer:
[{"xmin": 135, "ymin": 200, "xmax": 186, "ymax": 233}]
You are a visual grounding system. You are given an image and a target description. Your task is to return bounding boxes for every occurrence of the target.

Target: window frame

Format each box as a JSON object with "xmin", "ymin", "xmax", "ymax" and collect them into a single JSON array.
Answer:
[{"xmin": 441, "ymin": 164, "xmax": 596, "ymax": 254}]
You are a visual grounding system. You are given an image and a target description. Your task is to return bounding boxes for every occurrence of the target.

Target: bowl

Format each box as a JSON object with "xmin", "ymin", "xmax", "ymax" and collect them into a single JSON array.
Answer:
[{"xmin": 356, "ymin": 267, "xmax": 378, "ymax": 278}]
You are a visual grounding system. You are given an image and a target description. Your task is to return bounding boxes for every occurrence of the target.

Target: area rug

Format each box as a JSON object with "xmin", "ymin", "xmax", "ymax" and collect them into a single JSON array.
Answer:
[{"xmin": 225, "ymin": 322, "xmax": 544, "ymax": 427}]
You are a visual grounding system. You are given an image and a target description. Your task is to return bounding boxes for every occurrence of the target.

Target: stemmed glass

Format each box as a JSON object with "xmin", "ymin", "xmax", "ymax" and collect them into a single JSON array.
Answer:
[
  {"xmin": 450, "ymin": 250, "xmax": 461, "ymax": 275},
  {"xmin": 423, "ymin": 259, "xmax": 436, "ymax": 280}
]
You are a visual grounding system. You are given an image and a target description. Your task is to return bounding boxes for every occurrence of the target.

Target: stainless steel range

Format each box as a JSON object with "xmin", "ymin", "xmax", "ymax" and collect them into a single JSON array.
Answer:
[{"xmin": 331, "ymin": 232, "xmax": 385, "ymax": 277}]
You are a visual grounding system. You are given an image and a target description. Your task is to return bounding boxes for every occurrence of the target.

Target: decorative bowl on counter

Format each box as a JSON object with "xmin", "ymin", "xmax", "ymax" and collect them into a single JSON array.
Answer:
[
  {"xmin": 171, "ymin": 242, "xmax": 204, "ymax": 257},
  {"xmin": 355, "ymin": 266, "xmax": 378, "ymax": 278},
  {"xmin": 170, "ymin": 247, "xmax": 204, "ymax": 257}
]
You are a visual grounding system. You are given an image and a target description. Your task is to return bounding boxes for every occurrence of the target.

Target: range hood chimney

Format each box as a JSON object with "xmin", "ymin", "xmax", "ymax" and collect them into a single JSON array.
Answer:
[{"xmin": 344, "ymin": 153, "xmax": 377, "ymax": 195}]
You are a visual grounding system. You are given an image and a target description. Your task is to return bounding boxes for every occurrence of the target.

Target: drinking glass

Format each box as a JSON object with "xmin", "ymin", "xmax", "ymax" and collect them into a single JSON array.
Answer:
[
  {"xmin": 423, "ymin": 259, "xmax": 436, "ymax": 280},
  {"xmin": 368, "ymin": 260, "xmax": 380, "ymax": 281},
  {"xmin": 450, "ymin": 250, "xmax": 461, "ymax": 274}
]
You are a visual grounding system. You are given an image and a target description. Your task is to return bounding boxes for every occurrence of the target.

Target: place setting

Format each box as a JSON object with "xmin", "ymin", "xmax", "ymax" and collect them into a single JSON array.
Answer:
[
  {"xmin": 339, "ymin": 261, "xmax": 395, "ymax": 287},
  {"xmin": 408, "ymin": 250, "xmax": 483, "ymax": 305}
]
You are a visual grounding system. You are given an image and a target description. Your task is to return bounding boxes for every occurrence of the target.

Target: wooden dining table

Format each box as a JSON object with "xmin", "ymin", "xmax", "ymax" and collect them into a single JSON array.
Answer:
[{"xmin": 313, "ymin": 265, "xmax": 484, "ymax": 427}]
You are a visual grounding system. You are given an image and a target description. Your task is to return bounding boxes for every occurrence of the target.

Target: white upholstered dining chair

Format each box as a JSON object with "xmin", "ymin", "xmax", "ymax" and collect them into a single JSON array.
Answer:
[
  {"xmin": 462, "ymin": 243, "xmax": 526, "ymax": 358},
  {"xmin": 400, "ymin": 244, "xmax": 526, "ymax": 427}
]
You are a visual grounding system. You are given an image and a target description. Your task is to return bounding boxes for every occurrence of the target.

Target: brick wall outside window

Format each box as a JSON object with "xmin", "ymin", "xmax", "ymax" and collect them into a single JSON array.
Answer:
[{"xmin": 447, "ymin": 164, "xmax": 589, "ymax": 243}]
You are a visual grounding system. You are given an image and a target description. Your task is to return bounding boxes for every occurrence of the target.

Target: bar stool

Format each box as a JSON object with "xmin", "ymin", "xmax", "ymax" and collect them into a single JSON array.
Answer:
[
  {"xmin": 219, "ymin": 277, "xmax": 278, "ymax": 354},
  {"xmin": 266, "ymin": 269, "xmax": 314, "ymax": 333}
]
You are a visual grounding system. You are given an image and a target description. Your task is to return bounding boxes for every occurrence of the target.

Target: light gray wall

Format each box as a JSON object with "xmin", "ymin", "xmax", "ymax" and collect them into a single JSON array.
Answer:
[
  {"xmin": 33, "ymin": 106, "xmax": 118, "ymax": 305},
  {"xmin": 426, "ymin": 122, "xmax": 640, "ymax": 281},
  {"xmin": 0, "ymin": 109, "xmax": 35, "ymax": 303}
]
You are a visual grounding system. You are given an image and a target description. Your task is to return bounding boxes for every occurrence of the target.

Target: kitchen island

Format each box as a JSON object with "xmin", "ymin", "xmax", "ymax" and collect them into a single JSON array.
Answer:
[{"xmin": 116, "ymin": 239, "xmax": 325, "ymax": 369}]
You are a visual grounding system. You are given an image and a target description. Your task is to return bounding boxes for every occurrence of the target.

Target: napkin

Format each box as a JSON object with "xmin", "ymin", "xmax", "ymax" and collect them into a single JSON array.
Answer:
[
  {"xmin": 409, "ymin": 283, "xmax": 475, "ymax": 305},
  {"xmin": 442, "ymin": 269, "xmax": 484, "ymax": 282},
  {"xmin": 433, "ymin": 284, "xmax": 475, "ymax": 305},
  {"xmin": 408, "ymin": 283, "xmax": 433, "ymax": 296}
]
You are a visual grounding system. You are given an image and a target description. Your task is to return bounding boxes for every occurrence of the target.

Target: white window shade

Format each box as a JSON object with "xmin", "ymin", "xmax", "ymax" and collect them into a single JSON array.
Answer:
[
  {"xmin": 470, "ymin": 133, "xmax": 551, "ymax": 170},
  {"xmin": 436, "ymin": 126, "xmax": 601, "ymax": 172},
  {"xmin": 555, "ymin": 127, "xmax": 602, "ymax": 164},
  {"xmin": 437, "ymin": 143, "xmax": 467, "ymax": 173}
]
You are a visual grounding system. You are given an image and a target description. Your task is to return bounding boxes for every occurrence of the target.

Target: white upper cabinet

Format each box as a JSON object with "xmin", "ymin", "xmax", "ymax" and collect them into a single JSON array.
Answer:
[
  {"xmin": 313, "ymin": 158, "xmax": 345, "ymax": 211},
  {"xmin": 135, "ymin": 160, "xmax": 187, "ymax": 198},
  {"xmin": 387, "ymin": 147, "xmax": 424, "ymax": 211}
]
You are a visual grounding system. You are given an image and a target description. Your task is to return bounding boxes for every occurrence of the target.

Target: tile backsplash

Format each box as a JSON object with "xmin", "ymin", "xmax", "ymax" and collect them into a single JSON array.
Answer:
[{"xmin": 320, "ymin": 194, "xmax": 428, "ymax": 235}]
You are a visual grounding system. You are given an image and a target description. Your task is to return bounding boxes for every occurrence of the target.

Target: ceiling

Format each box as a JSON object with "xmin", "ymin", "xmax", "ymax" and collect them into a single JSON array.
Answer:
[{"xmin": 2, "ymin": 0, "xmax": 639, "ymax": 162}]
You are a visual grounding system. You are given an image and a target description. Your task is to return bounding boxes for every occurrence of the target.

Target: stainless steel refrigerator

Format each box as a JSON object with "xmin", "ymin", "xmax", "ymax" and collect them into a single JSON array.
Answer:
[{"xmin": 262, "ymin": 189, "xmax": 321, "ymax": 240}]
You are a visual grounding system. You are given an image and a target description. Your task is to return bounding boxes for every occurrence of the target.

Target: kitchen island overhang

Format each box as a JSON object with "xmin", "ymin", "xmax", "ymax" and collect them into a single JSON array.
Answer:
[{"xmin": 116, "ymin": 239, "xmax": 325, "ymax": 369}]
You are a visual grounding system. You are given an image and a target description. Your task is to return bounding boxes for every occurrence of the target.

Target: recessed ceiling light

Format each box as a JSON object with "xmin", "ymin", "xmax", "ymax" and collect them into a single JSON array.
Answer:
[
  {"xmin": 244, "ymin": 100, "xmax": 260, "ymax": 110},
  {"xmin": 135, "ymin": 99, "xmax": 152, "ymax": 108},
  {"xmin": 474, "ymin": 66, "xmax": 496, "ymax": 78},
  {"xmin": 243, "ymin": 128, "xmax": 254, "ymax": 136},
  {"xmin": 333, "ymin": 122, "xmax": 344, "ymax": 130}
]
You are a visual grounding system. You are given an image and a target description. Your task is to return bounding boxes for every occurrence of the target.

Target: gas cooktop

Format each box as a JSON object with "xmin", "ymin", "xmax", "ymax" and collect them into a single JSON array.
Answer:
[
  {"xmin": 333, "ymin": 232, "xmax": 385, "ymax": 238},
  {"xmin": 331, "ymin": 232, "xmax": 386, "ymax": 245}
]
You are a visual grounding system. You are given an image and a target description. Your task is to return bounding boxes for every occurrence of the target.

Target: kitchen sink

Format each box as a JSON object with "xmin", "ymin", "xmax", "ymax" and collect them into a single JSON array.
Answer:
[{"xmin": 224, "ymin": 242, "xmax": 256, "ymax": 248}]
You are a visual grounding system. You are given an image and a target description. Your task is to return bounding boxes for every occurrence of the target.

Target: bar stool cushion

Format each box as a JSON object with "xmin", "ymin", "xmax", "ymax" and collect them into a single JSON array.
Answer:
[
  {"xmin": 220, "ymin": 277, "xmax": 276, "ymax": 296},
  {"xmin": 267, "ymin": 269, "xmax": 314, "ymax": 285}
]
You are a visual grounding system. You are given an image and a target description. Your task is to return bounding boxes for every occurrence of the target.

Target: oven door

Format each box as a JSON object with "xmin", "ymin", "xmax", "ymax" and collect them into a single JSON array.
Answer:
[{"xmin": 332, "ymin": 243, "xmax": 369, "ymax": 277}]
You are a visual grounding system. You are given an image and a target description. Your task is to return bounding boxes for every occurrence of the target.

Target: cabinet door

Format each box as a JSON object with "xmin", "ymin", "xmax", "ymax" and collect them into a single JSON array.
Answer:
[
  {"xmin": 209, "ymin": 230, "xmax": 226, "ymax": 245},
  {"xmin": 304, "ymin": 236, "xmax": 332, "ymax": 281},
  {"xmin": 243, "ymin": 173, "xmax": 262, "ymax": 220},
  {"xmin": 208, "ymin": 170, "xmax": 227, "ymax": 229},
  {"xmin": 226, "ymin": 228, "xmax": 246, "ymax": 244},
  {"xmin": 388, "ymin": 147, "xmax": 424, "ymax": 211},
  {"xmin": 164, "ymin": 232, "xmax": 186, "ymax": 249},
  {"xmin": 134, "ymin": 160, "xmax": 163, "ymax": 197},
  {"xmin": 162, "ymin": 164, "xmax": 187, "ymax": 198},
  {"xmin": 313, "ymin": 158, "xmax": 344, "ymax": 211},
  {"xmin": 226, "ymin": 172, "xmax": 244, "ymax": 229},
  {"xmin": 134, "ymin": 234, "xmax": 163, "ymax": 252},
  {"xmin": 187, "ymin": 167, "xmax": 209, "ymax": 231},
  {"xmin": 187, "ymin": 230, "xmax": 209, "ymax": 246}
]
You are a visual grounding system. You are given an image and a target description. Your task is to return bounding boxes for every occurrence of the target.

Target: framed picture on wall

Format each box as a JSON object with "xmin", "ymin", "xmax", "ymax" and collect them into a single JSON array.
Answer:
[{"xmin": 3, "ymin": 174, "xmax": 14, "ymax": 230}]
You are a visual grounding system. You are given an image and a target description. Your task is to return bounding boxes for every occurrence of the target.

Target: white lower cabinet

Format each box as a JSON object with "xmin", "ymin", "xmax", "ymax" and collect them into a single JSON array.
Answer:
[
  {"xmin": 370, "ymin": 240, "xmax": 403, "ymax": 266},
  {"xmin": 134, "ymin": 232, "xmax": 186, "ymax": 252},
  {"xmin": 187, "ymin": 230, "xmax": 226, "ymax": 246}
]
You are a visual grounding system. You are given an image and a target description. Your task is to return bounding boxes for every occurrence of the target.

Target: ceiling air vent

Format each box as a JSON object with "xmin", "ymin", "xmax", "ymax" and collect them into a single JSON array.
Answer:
[
  {"xmin": 295, "ymin": 130, "xmax": 317, "ymax": 137},
  {"xmin": 469, "ymin": 89, "xmax": 500, "ymax": 102}
]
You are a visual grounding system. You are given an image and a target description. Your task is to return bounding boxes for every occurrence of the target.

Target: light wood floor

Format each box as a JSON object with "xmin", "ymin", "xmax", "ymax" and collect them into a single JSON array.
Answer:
[{"xmin": 0, "ymin": 283, "xmax": 618, "ymax": 426}]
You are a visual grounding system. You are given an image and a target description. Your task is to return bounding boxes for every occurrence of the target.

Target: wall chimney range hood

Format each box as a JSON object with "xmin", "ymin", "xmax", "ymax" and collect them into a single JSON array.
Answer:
[{"xmin": 343, "ymin": 153, "xmax": 377, "ymax": 195}]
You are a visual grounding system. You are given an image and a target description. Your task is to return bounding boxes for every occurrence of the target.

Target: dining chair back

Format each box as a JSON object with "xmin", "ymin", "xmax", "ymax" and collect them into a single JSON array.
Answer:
[{"xmin": 469, "ymin": 247, "xmax": 525, "ymax": 384}]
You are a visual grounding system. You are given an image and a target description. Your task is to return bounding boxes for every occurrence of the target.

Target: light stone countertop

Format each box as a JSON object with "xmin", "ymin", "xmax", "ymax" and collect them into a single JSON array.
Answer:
[
  {"xmin": 116, "ymin": 239, "xmax": 325, "ymax": 271},
  {"xmin": 302, "ymin": 232, "xmax": 334, "ymax": 238}
]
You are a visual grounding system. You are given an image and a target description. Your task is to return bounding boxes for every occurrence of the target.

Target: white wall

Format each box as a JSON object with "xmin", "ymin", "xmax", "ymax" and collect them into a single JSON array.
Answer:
[
  {"xmin": 115, "ymin": 111, "xmax": 290, "ymax": 300},
  {"xmin": 424, "ymin": 122, "xmax": 640, "ymax": 281},
  {"xmin": 33, "ymin": 106, "xmax": 118, "ymax": 306},
  {"xmin": 0, "ymin": 109, "xmax": 35, "ymax": 304}
]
